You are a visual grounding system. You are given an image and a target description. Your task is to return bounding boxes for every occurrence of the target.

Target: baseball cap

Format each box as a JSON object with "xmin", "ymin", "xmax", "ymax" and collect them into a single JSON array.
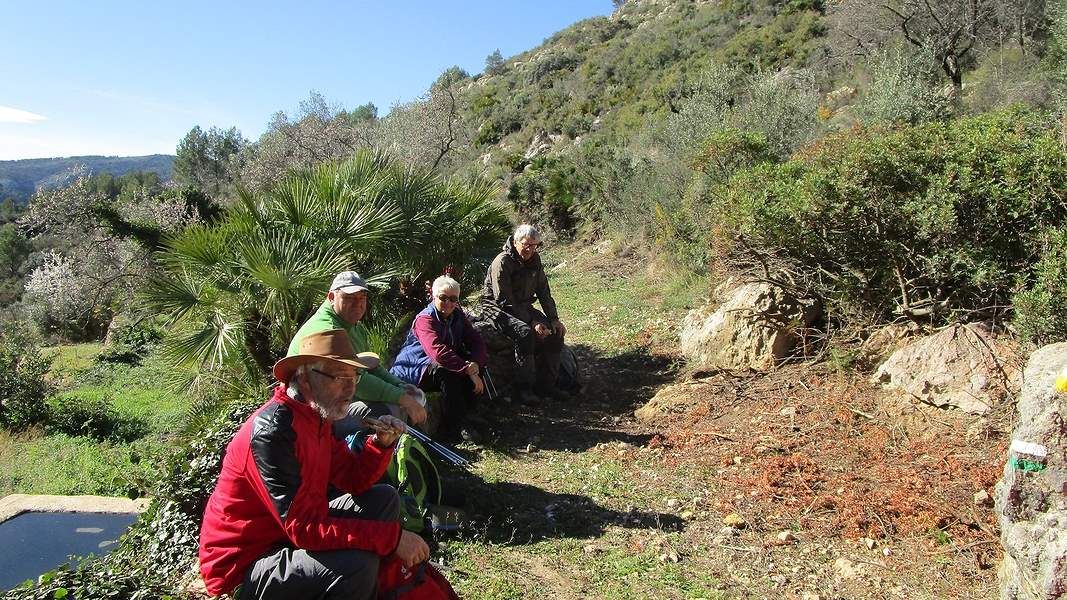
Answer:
[{"xmin": 330, "ymin": 271, "xmax": 369, "ymax": 294}]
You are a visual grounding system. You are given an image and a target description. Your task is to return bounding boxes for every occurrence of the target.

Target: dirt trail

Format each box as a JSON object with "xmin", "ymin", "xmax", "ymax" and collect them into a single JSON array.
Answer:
[{"xmin": 445, "ymin": 249, "xmax": 1004, "ymax": 599}]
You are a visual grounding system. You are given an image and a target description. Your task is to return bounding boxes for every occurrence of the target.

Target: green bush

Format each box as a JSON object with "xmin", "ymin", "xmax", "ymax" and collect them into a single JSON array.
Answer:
[
  {"xmin": 1014, "ymin": 227, "xmax": 1067, "ymax": 346},
  {"xmin": 46, "ymin": 390, "xmax": 149, "ymax": 442},
  {"xmin": 96, "ymin": 319, "xmax": 165, "ymax": 365},
  {"xmin": 710, "ymin": 108, "xmax": 1067, "ymax": 324},
  {"xmin": 0, "ymin": 325, "xmax": 53, "ymax": 430}
]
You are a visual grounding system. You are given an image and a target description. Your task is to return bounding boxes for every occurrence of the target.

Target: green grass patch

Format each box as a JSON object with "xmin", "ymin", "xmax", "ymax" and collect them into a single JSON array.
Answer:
[
  {"xmin": 0, "ymin": 429, "xmax": 164, "ymax": 497},
  {"xmin": 541, "ymin": 247, "xmax": 705, "ymax": 354},
  {"xmin": 42, "ymin": 342, "xmax": 102, "ymax": 388},
  {"xmin": 2, "ymin": 345, "xmax": 188, "ymax": 496}
]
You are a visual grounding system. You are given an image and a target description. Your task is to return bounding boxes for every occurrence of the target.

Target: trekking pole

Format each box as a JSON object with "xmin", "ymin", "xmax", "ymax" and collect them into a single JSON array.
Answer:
[
  {"xmin": 406, "ymin": 426, "xmax": 471, "ymax": 468},
  {"xmin": 482, "ymin": 367, "xmax": 500, "ymax": 402}
]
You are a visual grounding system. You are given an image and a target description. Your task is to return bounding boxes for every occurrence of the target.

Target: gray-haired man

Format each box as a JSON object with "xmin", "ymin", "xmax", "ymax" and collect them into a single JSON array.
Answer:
[
  {"xmin": 481, "ymin": 225, "xmax": 567, "ymax": 403},
  {"xmin": 288, "ymin": 271, "xmax": 428, "ymax": 435}
]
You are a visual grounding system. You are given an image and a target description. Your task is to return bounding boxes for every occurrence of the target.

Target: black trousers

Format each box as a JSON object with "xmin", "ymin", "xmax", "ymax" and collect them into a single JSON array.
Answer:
[
  {"xmin": 419, "ymin": 364, "xmax": 476, "ymax": 440},
  {"xmin": 488, "ymin": 307, "xmax": 564, "ymax": 393}
]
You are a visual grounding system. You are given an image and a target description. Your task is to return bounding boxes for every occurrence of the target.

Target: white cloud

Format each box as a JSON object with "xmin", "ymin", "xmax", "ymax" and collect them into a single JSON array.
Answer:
[{"xmin": 0, "ymin": 105, "xmax": 47, "ymax": 124}]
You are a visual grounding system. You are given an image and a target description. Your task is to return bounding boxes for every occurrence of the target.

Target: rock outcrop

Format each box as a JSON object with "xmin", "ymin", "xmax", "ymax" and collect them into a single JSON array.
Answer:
[
  {"xmin": 994, "ymin": 342, "xmax": 1067, "ymax": 600},
  {"xmin": 870, "ymin": 323, "xmax": 1021, "ymax": 415},
  {"xmin": 678, "ymin": 283, "xmax": 820, "ymax": 371}
]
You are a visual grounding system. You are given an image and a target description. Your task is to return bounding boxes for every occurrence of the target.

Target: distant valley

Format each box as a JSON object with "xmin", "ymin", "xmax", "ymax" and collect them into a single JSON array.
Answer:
[{"xmin": 0, "ymin": 154, "xmax": 174, "ymax": 202}]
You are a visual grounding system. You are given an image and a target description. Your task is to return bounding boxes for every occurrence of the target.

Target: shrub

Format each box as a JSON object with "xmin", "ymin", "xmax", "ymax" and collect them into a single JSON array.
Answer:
[
  {"xmin": 854, "ymin": 46, "xmax": 953, "ymax": 125},
  {"xmin": 1014, "ymin": 227, "xmax": 1067, "ymax": 346},
  {"xmin": 97, "ymin": 318, "xmax": 165, "ymax": 365},
  {"xmin": 0, "ymin": 325, "xmax": 53, "ymax": 430},
  {"xmin": 710, "ymin": 108, "xmax": 1067, "ymax": 325},
  {"xmin": 46, "ymin": 390, "xmax": 149, "ymax": 442}
]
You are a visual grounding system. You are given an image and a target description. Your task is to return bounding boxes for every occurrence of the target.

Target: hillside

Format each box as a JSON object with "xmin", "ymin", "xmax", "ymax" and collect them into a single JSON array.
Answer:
[
  {"xmin": 465, "ymin": 0, "xmax": 824, "ymax": 153},
  {"xmin": 0, "ymin": 154, "xmax": 174, "ymax": 202}
]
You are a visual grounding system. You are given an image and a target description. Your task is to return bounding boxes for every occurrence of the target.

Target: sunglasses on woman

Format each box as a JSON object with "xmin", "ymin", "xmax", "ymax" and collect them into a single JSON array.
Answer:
[{"xmin": 436, "ymin": 294, "xmax": 459, "ymax": 303}]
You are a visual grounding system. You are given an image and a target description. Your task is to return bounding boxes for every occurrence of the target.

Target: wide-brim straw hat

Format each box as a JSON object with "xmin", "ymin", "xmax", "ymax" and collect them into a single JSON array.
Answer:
[{"xmin": 273, "ymin": 329, "xmax": 380, "ymax": 382}]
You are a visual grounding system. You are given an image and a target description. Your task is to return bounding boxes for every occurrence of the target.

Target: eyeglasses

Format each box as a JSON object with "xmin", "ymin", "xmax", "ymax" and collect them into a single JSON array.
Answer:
[
  {"xmin": 518, "ymin": 240, "xmax": 543, "ymax": 250},
  {"xmin": 311, "ymin": 368, "xmax": 358, "ymax": 383},
  {"xmin": 436, "ymin": 294, "xmax": 459, "ymax": 303}
]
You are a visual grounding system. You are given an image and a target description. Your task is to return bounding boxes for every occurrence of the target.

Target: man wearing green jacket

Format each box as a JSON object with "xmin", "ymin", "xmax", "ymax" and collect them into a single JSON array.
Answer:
[{"xmin": 289, "ymin": 271, "xmax": 428, "ymax": 436}]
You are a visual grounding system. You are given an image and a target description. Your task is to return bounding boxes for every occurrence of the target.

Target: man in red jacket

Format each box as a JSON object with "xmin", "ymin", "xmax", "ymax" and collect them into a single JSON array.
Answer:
[{"xmin": 199, "ymin": 329, "xmax": 430, "ymax": 599}]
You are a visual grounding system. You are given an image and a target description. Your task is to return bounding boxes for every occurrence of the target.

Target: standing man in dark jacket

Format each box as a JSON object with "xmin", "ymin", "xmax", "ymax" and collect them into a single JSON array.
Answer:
[
  {"xmin": 482, "ymin": 224, "xmax": 566, "ymax": 402},
  {"xmin": 199, "ymin": 329, "xmax": 429, "ymax": 599}
]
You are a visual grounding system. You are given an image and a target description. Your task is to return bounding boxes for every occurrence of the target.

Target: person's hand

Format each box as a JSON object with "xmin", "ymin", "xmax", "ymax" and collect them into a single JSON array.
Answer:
[
  {"xmin": 394, "ymin": 530, "xmax": 430, "ymax": 568},
  {"xmin": 470, "ymin": 372, "xmax": 485, "ymax": 395},
  {"xmin": 398, "ymin": 388, "xmax": 427, "ymax": 425},
  {"xmin": 464, "ymin": 362, "xmax": 479, "ymax": 377},
  {"xmin": 533, "ymin": 322, "xmax": 551, "ymax": 339},
  {"xmin": 552, "ymin": 319, "xmax": 566, "ymax": 337},
  {"xmin": 372, "ymin": 415, "xmax": 407, "ymax": 448}
]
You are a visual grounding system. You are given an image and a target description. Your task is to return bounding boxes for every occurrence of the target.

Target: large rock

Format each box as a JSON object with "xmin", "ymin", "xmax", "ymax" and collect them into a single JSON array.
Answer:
[
  {"xmin": 870, "ymin": 323, "xmax": 1022, "ymax": 415},
  {"xmin": 994, "ymin": 343, "xmax": 1067, "ymax": 600},
  {"xmin": 678, "ymin": 283, "xmax": 820, "ymax": 371}
]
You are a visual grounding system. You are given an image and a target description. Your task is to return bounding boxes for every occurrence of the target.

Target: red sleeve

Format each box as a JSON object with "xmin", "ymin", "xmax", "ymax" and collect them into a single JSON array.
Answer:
[
  {"xmin": 247, "ymin": 412, "xmax": 401, "ymax": 556},
  {"xmin": 413, "ymin": 313, "xmax": 468, "ymax": 373},
  {"xmin": 329, "ymin": 434, "xmax": 393, "ymax": 495}
]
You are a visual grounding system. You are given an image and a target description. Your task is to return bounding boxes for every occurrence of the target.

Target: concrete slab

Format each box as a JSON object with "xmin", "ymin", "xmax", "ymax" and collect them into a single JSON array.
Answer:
[{"xmin": 0, "ymin": 494, "xmax": 149, "ymax": 523}]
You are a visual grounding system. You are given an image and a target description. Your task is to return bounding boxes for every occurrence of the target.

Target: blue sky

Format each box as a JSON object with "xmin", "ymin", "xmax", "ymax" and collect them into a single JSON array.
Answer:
[{"xmin": 0, "ymin": 1, "xmax": 612, "ymax": 160}]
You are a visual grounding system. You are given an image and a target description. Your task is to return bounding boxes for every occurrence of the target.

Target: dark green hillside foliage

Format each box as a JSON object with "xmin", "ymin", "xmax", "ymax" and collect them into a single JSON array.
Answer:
[
  {"xmin": 457, "ymin": 0, "xmax": 827, "ymax": 236},
  {"xmin": 0, "ymin": 154, "xmax": 173, "ymax": 203},
  {"xmin": 707, "ymin": 108, "xmax": 1067, "ymax": 340}
]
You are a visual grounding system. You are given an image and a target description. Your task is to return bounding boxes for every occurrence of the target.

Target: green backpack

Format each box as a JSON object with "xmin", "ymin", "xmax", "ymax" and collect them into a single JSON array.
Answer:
[{"xmin": 385, "ymin": 433, "xmax": 442, "ymax": 533}]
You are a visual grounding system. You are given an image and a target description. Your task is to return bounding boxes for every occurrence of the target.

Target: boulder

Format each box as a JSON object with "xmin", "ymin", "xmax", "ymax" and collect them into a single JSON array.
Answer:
[
  {"xmin": 469, "ymin": 319, "xmax": 518, "ymax": 397},
  {"xmin": 523, "ymin": 130, "xmax": 554, "ymax": 160},
  {"xmin": 994, "ymin": 342, "xmax": 1067, "ymax": 600},
  {"xmin": 870, "ymin": 323, "xmax": 1021, "ymax": 415},
  {"xmin": 678, "ymin": 283, "xmax": 820, "ymax": 371},
  {"xmin": 856, "ymin": 322, "xmax": 916, "ymax": 368},
  {"xmin": 635, "ymin": 380, "xmax": 706, "ymax": 423}
]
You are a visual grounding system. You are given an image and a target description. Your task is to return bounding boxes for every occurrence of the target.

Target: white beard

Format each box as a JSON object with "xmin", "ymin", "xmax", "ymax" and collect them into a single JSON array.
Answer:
[{"xmin": 312, "ymin": 399, "xmax": 350, "ymax": 421}]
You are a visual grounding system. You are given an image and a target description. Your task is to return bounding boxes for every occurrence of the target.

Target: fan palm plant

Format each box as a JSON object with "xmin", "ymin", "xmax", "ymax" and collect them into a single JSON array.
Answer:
[{"xmin": 144, "ymin": 150, "xmax": 508, "ymax": 388}]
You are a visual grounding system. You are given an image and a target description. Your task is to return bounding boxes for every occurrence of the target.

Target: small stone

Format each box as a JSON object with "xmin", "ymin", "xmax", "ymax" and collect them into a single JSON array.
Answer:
[
  {"xmin": 723, "ymin": 513, "xmax": 746, "ymax": 528},
  {"xmin": 833, "ymin": 557, "xmax": 866, "ymax": 580},
  {"xmin": 681, "ymin": 510, "xmax": 694, "ymax": 520},
  {"xmin": 770, "ymin": 574, "xmax": 788, "ymax": 586},
  {"xmin": 864, "ymin": 537, "xmax": 876, "ymax": 550},
  {"xmin": 666, "ymin": 498, "xmax": 679, "ymax": 508},
  {"xmin": 973, "ymin": 489, "xmax": 991, "ymax": 506},
  {"xmin": 658, "ymin": 551, "xmax": 680, "ymax": 563},
  {"xmin": 882, "ymin": 547, "xmax": 892, "ymax": 557},
  {"xmin": 719, "ymin": 526, "xmax": 740, "ymax": 537},
  {"xmin": 777, "ymin": 530, "xmax": 797, "ymax": 543},
  {"xmin": 733, "ymin": 456, "xmax": 744, "ymax": 466}
]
